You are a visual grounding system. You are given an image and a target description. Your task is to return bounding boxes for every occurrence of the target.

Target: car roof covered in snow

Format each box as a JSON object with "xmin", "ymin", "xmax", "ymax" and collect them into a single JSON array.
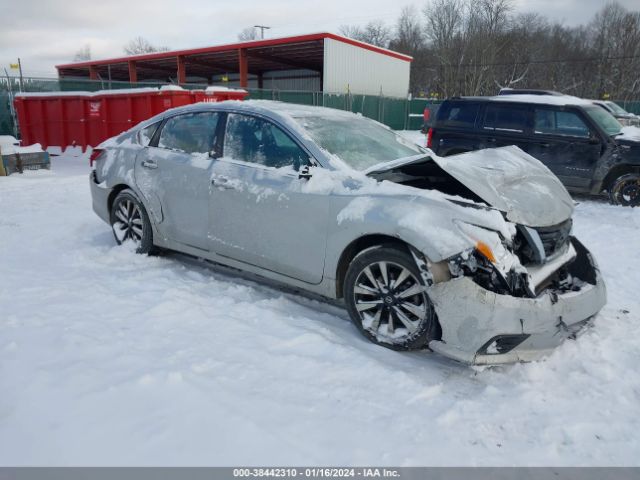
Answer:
[{"xmin": 452, "ymin": 94, "xmax": 594, "ymax": 107}]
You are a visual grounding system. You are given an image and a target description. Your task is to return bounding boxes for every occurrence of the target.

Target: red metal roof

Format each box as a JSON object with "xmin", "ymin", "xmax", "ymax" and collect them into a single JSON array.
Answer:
[{"xmin": 56, "ymin": 32, "xmax": 412, "ymax": 74}]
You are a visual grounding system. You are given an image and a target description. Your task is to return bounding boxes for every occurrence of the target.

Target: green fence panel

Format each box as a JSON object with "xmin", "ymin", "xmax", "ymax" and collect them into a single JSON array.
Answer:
[
  {"xmin": 0, "ymin": 92, "xmax": 16, "ymax": 136},
  {"xmin": 615, "ymin": 100, "xmax": 640, "ymax": 115},
  {"xmin": 1, "ymin": 76, "xmax": 443, "ymax": 138}
]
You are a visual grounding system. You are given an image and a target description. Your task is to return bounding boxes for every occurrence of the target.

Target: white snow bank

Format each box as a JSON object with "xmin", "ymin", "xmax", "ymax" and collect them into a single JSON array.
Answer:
[
  {"xmin": 205, "ymin": 86, "xmax": 248, "ymax": 93},
  {"xmin": 0, "ymin": 135, "xmax": 45, "ymax": 155},
  {"xmin": 0, "ymin": 142, "xmax": 638, "ymax": 466}
]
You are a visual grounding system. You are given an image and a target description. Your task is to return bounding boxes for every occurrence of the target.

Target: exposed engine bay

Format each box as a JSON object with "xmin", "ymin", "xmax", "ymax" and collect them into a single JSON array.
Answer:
[{"xmin": 369, "ymin": 157, "xmax": 596, "ymax": 301}]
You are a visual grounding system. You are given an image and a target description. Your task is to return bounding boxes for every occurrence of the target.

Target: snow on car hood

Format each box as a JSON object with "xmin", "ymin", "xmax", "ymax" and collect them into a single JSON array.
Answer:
[{"xmin": 432, "ymin": 146, "xmax": 574, "ymax": 227}]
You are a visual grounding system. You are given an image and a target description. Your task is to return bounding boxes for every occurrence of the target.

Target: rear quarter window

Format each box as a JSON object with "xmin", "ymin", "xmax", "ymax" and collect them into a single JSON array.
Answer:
[{"xmin": 438, "ymin": 103, "xmax": 480, "ymax": 128}]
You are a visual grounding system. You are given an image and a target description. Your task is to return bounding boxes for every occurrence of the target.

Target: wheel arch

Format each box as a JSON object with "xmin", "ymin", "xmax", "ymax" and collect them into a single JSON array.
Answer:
[
  {"xmin": 107, "ymin": 184, "xmax": 133, "ymax": 215},
  {"xmin": 602, "ymin": 164, "xmax": 640, "ymax": 192},
  {"xmin": 335, "ymin": 234, "xmax": 415, "ymax": 299}
]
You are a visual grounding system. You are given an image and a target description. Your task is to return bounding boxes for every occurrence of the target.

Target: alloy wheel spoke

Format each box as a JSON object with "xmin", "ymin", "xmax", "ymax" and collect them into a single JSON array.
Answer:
[
  {"xmin": 362, "ymin": 266, "xmax": 379, "ymax": 289},
  {"xmin": 115, "ymin": 210, "xmax": 128, "ymax": 223},
  {"xmin": 378, "ymin": 261, "xmax": 389, "ymax": 287},
  {"xmin": 131, "ymin": 225, "xmax": 143, "ymax": 239},
  {"xmin": 391, "ymin": 267, "xmax": 411, "ymax": 290},
  {"xmin": 114, "ymin": 223, "xmax": 127, "ymax": 242},
  {"xmin": 119, "ymin": 203, "xmax": 128, "ymax": 219},
  {"xmin": 397, "ymin": 283, "xmax": 424, "ymax": 299},
  {"xmin": 392, "ymin": 307, "xmax": 418, "ymax": 333},
  {"xmin": 387, "ymin": 309, "xmax": 395, "ymax": 334},
  {"xmin": 369, "ymin": 308, "xmax": 382, "ymax": 333},
  {"xmin": 399, "ymin": 300, "xmax": 427, "ymax": 320},
  {"xmin": 354, "ymin": 283, "xmax": 379, "ymax": 296},
  {"xmin": 356, "ymin": 300, "xmax": 384, "ymax": 312}
]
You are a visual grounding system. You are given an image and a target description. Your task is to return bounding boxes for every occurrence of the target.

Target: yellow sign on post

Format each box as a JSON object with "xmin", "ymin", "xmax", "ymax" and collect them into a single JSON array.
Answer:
[
  {"xmin": 9, "ymin": 63, "xmax": 19, "ymax": 70},
  {"xmin": 0, "ymin": 146, "xmax": 6, "ymax": 176}
]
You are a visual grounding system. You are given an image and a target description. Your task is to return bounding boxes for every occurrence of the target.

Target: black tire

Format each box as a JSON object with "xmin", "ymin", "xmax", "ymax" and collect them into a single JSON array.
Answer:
[
  {"xmin": 609, "ymin": 173, "xmax": 640, "ymax": 207},
  {"xmin": 110, "ymin": 189, "xmax": 155, "ymax": 254},
  {"xmin": 344, "ymin": 245, "xmax": 439, "ymax": 351}
]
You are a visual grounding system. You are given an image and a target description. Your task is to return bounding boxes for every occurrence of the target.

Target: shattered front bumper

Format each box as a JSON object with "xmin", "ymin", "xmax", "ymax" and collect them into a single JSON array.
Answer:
[{"xmin": 427, "ymin": 238, "xmax": 607, "ymax": 365}]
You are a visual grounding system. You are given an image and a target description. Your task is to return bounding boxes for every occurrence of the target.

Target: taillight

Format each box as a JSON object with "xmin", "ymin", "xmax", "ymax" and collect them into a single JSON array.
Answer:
[
  {"xmin": 89, "ymin": 148, "xmax": 104, "ymax": 167},
  {"xmin": 426, "ymin": 128, "xmax": 434, "ymax": 148}
]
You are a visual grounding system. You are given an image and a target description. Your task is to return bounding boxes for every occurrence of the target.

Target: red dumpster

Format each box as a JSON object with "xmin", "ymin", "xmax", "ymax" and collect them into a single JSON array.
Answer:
[
  {"xmin": 13, "ymin": 86, "xmax": 243, "ymax": 151},
  {"xmin": 192, "ymin": 87, "xmax": 249, "ymax": 103}
]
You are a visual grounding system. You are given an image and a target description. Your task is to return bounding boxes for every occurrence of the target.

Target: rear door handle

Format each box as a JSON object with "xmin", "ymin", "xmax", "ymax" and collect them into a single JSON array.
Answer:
[
  {"xmin": 141, "ymin": 160, "xmax": 158, "ymax": 169},
  {"xmin": 487, "ymin": 138, "xmax": 497, "ymax": 144},
  {"xmin": 539, "ymin": 143, "xmax": 550, "ymax": 148}
]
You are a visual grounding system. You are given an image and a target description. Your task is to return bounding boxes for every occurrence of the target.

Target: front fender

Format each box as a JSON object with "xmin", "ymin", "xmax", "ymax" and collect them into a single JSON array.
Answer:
[{"xmin": 324, "ymin": 194, "xmax": 507, "ymax": 281}]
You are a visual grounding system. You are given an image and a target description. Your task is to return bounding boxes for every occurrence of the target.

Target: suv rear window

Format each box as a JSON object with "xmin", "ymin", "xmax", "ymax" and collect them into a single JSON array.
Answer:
[
  {"xmin": 483, "ymin": 104, "xmax": 529, "ymax": 133},
  {"xmin": 439, "ymin": 103, "xmax": 480, "ymax": 128}
]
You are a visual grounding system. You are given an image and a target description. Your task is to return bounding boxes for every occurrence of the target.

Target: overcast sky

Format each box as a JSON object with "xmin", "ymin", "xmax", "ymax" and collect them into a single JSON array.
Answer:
[{"xmin": 1, "ymin": 0, "xmax": 637, "ymax": 77}]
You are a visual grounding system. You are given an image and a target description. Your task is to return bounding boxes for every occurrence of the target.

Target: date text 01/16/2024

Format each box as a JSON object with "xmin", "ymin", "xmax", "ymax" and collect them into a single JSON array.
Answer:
[{"xmin": 232, "ymin": 468, "xmax": 400, "ymax": 478}]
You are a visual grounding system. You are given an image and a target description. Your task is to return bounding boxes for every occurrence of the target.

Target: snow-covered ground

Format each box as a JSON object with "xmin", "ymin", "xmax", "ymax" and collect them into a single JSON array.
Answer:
[{"xmin": 0, "ymin": 135, "xmax": 638, "ymax": 466}]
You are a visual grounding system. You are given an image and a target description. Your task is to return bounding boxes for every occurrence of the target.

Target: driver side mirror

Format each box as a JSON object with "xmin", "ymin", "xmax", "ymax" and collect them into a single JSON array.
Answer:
[
  {"xmin": 298, "ymin": 165, "xmax": 312, "ymax": 180},
  {"xmin": 588, "ymin": 133, "xmax": 600, "ymax": 145}
]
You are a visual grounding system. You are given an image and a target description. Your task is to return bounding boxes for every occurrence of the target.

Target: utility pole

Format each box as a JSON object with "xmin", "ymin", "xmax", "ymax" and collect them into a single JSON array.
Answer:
[
  {"xmin": 254, "ymin": 25, "xmax": 271, "ymax": 39},
  {"xmin": 17, "ymin": 58, "xmax": 24, "ymax": 92}
]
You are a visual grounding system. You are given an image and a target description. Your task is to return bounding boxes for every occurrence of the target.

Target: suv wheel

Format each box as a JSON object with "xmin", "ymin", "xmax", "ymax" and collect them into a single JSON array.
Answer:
[
  {"xmin": 344, "ymin": 245, "xmax": 439, "ymax": 350},
  {"xmin": 609, "ymin": 173, "xmax": 640, "ymax": 207},
  {"xmin": 110, "ymin": 189, "xmax": 154, "ymax": 254}
]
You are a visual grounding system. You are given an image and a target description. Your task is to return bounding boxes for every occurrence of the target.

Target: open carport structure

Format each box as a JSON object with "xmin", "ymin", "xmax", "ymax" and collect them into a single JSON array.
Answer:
[{"xmin": 56, "ymin": 33, "xmax": 412, "ymax": 97}]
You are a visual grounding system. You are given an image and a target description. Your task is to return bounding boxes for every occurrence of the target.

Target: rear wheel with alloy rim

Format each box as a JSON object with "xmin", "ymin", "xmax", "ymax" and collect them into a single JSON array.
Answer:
[
  {"xmin": 110, "ymin": 189, "xmax": 154, "ymax": 254},
  {"xmin": 344, "ymin": 245, "xmax": 439, "ymax": 350}
]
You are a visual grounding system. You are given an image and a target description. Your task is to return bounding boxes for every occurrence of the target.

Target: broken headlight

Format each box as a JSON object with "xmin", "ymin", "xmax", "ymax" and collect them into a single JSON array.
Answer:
[{"xmin": 449, "ymin": 222, "xmax": 530, "ymax": 297}]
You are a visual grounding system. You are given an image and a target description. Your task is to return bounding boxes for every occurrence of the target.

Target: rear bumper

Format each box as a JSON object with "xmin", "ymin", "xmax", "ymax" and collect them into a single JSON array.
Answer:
[
  {"xmin": 89, "ymin": 171, "xmax": 111, "ymax": 225},
  {"xmin": 427, "ymin": 237, "xmax": 607, "ymax": 365}
]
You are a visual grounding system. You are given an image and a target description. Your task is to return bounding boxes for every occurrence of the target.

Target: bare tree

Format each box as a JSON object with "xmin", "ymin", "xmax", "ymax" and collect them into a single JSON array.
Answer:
[
  {"xmin": 124, "ymin": 37, "xmax": 170, "ymax": 55},
  {"xmin": 74, "ymin": 44, "xmax": 91, "ymax": 62},
  {"xmin": 238, "ymin": 27, "xmax": 259, "ymax": 41},
  {"xmin": 393, "ymin": 6, "xmax": 424, "ymax": 53},
  {"xmin": 339, "ymin": 20, "xmax": 392, "ymax": 47}
]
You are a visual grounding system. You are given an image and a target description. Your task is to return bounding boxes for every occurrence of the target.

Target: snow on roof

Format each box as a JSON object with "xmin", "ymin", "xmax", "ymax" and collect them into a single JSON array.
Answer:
[
  {"xmin": 204, "ymin": 86, "xmax": 248, "ymax": 93},
  {"xmin": 489, "ymin": 94, "xmax": 594, "ymax": 106},
  {"xmin": 15, "ymin": 87, "xmax": 168, "ymax": 98}
]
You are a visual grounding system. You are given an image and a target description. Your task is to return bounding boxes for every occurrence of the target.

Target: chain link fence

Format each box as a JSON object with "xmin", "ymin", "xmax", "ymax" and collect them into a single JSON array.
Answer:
[{"xmin": 2, "ymin": 76, "xmax": 638, "ymax": 140}]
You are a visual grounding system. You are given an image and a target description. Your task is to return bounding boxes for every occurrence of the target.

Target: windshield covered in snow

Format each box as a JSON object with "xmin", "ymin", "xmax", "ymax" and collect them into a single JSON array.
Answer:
[
  {"xmin": 293, "ymin": 113, "xmax": 426, "ymax": 170},
  {"xmin": 584, "ymin": 105, "xmax": 623, "ymax": 136}
]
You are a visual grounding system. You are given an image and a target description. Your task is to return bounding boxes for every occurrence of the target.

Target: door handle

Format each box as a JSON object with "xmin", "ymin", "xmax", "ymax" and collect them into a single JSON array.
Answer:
[
  {"xmin": 539, "ymin": 143, "xmax": 550, "ymax": 148},
  {"xmin": 141, "ymin": 160, "xmax": 158, "ymax": 169},
  {"xmin": 211, "ymin": 175, "xmax": 234, "ymax": 190},
  {"xmin": 487, "ymin": 138, "xmax": 497, "ymax": 144}
]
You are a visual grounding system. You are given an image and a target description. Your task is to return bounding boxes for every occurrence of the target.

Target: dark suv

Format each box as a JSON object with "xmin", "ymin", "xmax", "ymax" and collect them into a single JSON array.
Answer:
[{"xmin": 428, "ymin": 95, "xmax": 640, "ymax": 206}]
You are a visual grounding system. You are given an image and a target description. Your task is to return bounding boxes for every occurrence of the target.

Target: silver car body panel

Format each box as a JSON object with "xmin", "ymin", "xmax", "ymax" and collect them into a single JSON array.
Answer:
[
  {"xmin": 432, "ymin": 146, "xmax": 575, "ymax": 227},
  {"xmin": 90, "ymin": 100, "xmax": 607, "ymax": 365}
]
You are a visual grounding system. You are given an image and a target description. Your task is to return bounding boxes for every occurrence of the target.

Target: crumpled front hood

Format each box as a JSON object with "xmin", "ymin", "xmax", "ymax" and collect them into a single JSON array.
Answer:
[{"xmin": 432, "ymin": 146, "xmax": 574, "ymax": 227}]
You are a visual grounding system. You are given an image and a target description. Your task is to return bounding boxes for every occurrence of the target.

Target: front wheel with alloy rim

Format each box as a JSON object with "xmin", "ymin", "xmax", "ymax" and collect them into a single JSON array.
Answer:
[
  {"xmin": 344, "ymin": 245, "xmax": 440, "ymax": 350},
  {"xmin": 609, "ymin": 173, "xmax": 640, "ymax": 207},
  {"xmin": 110, "ymin": 189, "xmax": 154, "ymax": 254}
]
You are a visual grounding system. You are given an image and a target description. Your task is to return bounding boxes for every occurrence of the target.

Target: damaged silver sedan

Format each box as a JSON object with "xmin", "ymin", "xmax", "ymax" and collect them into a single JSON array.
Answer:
[{"xmin": 89, "ymin": 101, "xmax": 607, "ymax": 365}]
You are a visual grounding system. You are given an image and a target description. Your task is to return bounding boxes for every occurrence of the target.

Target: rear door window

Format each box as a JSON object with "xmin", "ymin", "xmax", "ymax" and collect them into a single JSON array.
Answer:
[
  {"xmin": 483, "ymin": 104, "xmax": 530, "ymax": 133},
  {"xmin": 157, "ymin": 112, "xmax": 220, "ymax": 154},
  {"xmin": 440, "ymin": 103, "xmax": 480, "ymax": 128},
  {"xmin": 534, "ymin": 109, "xmax": 590, "ymax": 138}
]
